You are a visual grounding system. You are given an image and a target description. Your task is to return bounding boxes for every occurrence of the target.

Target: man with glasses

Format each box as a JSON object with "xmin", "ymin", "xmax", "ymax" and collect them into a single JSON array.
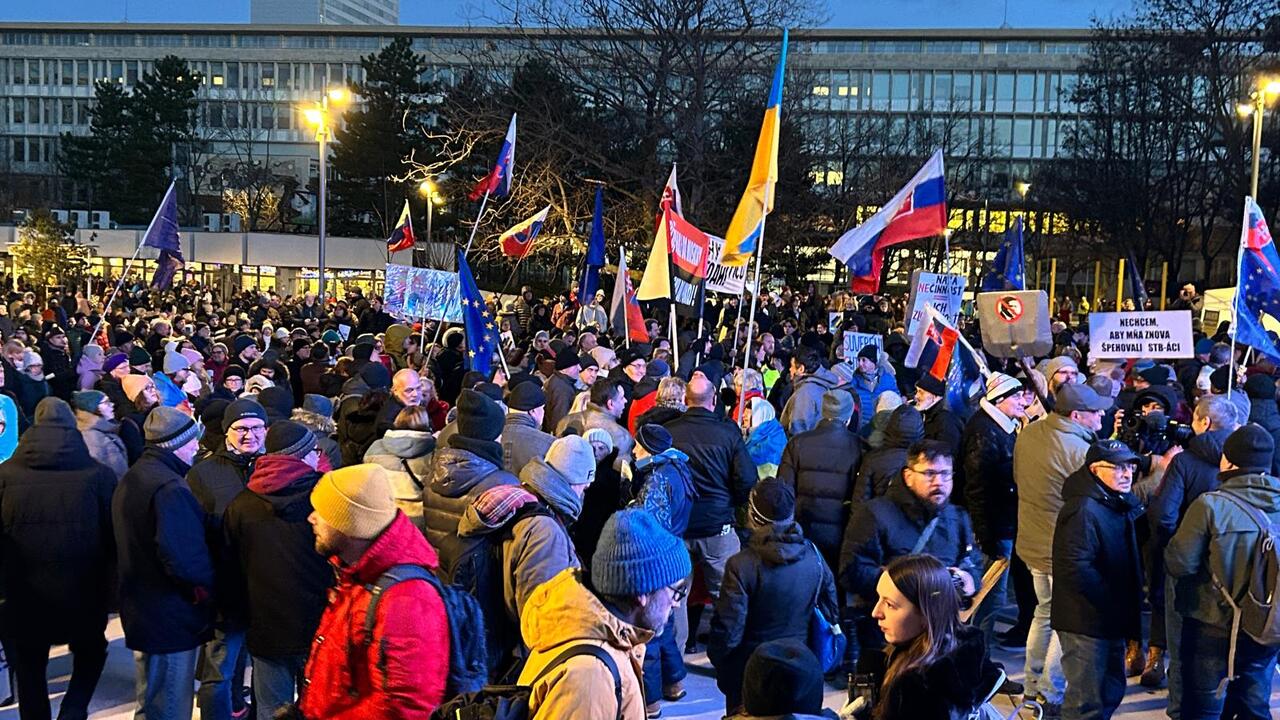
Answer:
[
  {"xmin": 839, "ymin": 439, "xmax": 982, "ymax": 672},
  {"xmin": 1052, "ymin": 439, "xmax": 1145, "ymax": 720},
  {"xmin": 187, "ymin": 398, "xmax": 268, "ymax": 720},
  {"xmin": 1012, "ymin": 382, "xmax": 1107, "ymax": 716}
]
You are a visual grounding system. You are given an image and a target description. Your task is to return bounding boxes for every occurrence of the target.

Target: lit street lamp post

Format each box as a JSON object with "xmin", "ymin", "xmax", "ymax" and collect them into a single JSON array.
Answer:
[
  {"xmin": 303, "ymin": 88, "xmax": 349, "ymax": 301},
  {"xmin": 1238, "ymin": 78, "xmax": 1280, "ymax": 200},
  {"xmin": 417, "ymin": 179, "xmax": 443, "ymax": 267}
]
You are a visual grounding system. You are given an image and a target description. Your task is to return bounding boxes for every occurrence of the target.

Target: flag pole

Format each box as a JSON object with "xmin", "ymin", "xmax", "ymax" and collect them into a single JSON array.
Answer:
[
  {"xmin": 735, "ymin": 182, "xmax": 771, "ymax": 424},
  {"xmin": 461, "ymin": 188, "xmax": 492, "ymax": 258},
  {"xmin": 1228, "ymin": 196, "xmax": 1250, "ymax": 399},
  {"xmin": 90, "ymin": 240, "xmax": 147, "ymax": 345},
  {"xmin": 731, "ymin": 287, "xmax": 746, "ymax": 357}
]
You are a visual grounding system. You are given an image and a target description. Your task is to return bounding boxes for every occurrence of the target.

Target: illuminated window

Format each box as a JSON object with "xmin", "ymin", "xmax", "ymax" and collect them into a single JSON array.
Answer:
[
  {"xmin": 212, "ymin": 75, "xmax": 224, "ymax": 86},
  {"xmin": 812, "ymin": 85, "xmax": 830, "ymax": 96}
]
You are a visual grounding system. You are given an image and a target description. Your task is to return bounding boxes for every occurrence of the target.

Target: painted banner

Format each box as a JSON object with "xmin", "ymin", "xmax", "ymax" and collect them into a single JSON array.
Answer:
[
  {"xmin": 388, "ymin": 265, "xmax": 463, "ymax": 323},
  {"xmin": 1089, "ymin": 310, "xmax": 1193, "ymax": 359},
  {"xmin": 704, "ymin": 235, "xmax": 749, "ymax": 295},
  {"xmin": 904, "ymin": 270, "xmax": 966, "ymax": 337},
  {"xmin": 383, "ymin": 264, "xmax": 410, "ymax": 319},
  {"xmin": 667, "ymin": 212, "xmax": 710, "ymax": 306}
]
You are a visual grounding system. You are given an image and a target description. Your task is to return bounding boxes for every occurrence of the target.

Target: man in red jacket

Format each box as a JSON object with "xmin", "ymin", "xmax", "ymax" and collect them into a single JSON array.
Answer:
[{"xmin": 299, "ymin": 463, "xmax": 449, "ymax": 719}]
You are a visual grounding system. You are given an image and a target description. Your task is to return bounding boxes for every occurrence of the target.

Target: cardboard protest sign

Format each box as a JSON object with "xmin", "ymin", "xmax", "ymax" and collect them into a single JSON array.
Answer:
[
  {"xmin": 704, "ymin": 235, "xmax": 748, "ymax": 295},
  {"xmin": 904, "ymin": 270, "xmax": 965, "ymax": 337},
  {"xmin": 842, "ymin": 332, "xmax": 883, "ymax": 361},
  {"xmin": 1089, "ymin": 310, "xmax": 1193, "ymax": 359},
  {"xmin": 975, "ymin": 290, "xmax": 1052, "ymax": 358}
]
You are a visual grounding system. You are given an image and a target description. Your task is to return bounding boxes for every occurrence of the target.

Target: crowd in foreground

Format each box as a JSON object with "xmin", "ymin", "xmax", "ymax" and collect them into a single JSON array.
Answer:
[{"xmin": 0, "ymin": 275, "xmax": 1274, "ymax": 720}]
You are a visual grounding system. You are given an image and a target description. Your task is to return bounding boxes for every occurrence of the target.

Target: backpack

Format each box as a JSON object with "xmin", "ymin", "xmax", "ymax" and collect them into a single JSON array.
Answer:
[
  {"xmin": 428, "ymin": 643, "xmax": 622, "ymax": 720},
  {"xmin": 438, "ymin": 501, "xmax": 556, "ymax": 681},
  {"xmin": 364, "ymin": 564, "xmax": 488, "ymax": 698},
  {"xmin": 966, "ymin": 667, "xmax": 1042, "ymax": 720},
  {"xmin": 1207, "ymin": 490, "xmax": 1280, "ymax": 680}
]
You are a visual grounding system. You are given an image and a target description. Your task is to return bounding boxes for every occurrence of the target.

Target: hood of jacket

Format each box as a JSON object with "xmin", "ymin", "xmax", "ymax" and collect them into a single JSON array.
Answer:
[
  {"xmin": 1043, "ymin": 410, "xmax": 1097, "ymax": 444},
  {"xmin": 12, "ymin": 414, "xmax": 96, "ymax": 471},
  {"xmin": 74, "ymin": 408, "xmax": 119, "ymax": 435},
  {"xmin": 291, "ymin": 407, "xmax": 336, "ymax": 435},
  {"xmin": 520, "ymin": 457, "xmax": 583, "ymax": 522},
  {"xmin": 746, "ymin": 419, "xmax": 787, "ymax": 460},
  {"xmin": 429, "ymin": 446, "xmax": 502, "ymax": 499},
  {"xmin": 1061, "ymin": 465, "xmax": 1142, "ymax": 516},
  {"xmin": 1133, "ymin": 385, "xmax": 1179, "ymax": 416},
  {"xmin": 886, "ymin": 477, "xmax": 946, "ymax": 523},
  {"xmin": 77, "ymin": 352, "xmax": 103, "ymax": 376},
  {"xmin": 1186, "ymin": 427, "xmax": 1231, "ymax": 466},
  {"xmin": 1217, "ymin": 471, "xmax": 1280, "ymax": 513},
  {"xmin": 884, "ymin": 405, "xmax": 925, "ymax": 449},
  {"xmin": 338, "ymin": 510, "xmax": 439, "ymax": 584},
  {"xmin": 247, "ymin": 453, "xmax": 321, "ymax": 496},
  {"xmin": 368, "ymin": 429, "xmax": 435, "ymax": 459},
  {"xmin": 795, "ymin": 366, "xmax": 839, "ymax": 395},
  {"xmin": 747, "ymin": 520, "xmax": 809, "ymax": 565},
  {"xmin": 520, "ymin": 569, "xmax": 653, "ymax": 654}
]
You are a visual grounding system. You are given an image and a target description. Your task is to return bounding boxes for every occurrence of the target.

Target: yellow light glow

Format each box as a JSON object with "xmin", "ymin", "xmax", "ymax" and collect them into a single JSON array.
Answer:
[
  {"xmin": 303, "ymin": 108, "xmax": 323, "ymax": 126},
  {"xmin": 431, "ymin": 193, "xmax": 444, "ymax": 205},
  {"xmin": 1014, "ymin": 181, "xmax": 1032, "ymax": 198},
  {"xmin": 1265, "ymin": 79, "xmax": 1280, "ymax": 96},
  {"xmin": 418, "ymin": 179, "xmax": 435, "ymax": 196},
  {"xmin": 1238, "ymin": 102, "xmax": 1256, "ymax": 118},
  {"xmin": 327, "ymin": 87, "xmax": 348, "ymax": 103}
]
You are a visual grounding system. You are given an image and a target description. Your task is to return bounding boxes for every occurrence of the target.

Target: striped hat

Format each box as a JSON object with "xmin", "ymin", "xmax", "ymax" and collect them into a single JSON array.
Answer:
[
  {"xmin": 144, "ymin": 406, "xmax": 204, "ymax": 451},
  {"xmin": 984, "ymin": 373, "xmax": 1024, "ymax": 404}
]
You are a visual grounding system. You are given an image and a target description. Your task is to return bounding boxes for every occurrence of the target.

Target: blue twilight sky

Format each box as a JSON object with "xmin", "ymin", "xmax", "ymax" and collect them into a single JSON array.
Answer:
[{"xmin": 2, "ymin": 0, "xmax": 1135, "ymax": 28}]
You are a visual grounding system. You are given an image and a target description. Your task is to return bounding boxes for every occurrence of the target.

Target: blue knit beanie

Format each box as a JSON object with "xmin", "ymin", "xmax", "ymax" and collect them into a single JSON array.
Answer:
[{"xmin": 591, "ymin": 509, "xmax": 691, "ymax": 596}]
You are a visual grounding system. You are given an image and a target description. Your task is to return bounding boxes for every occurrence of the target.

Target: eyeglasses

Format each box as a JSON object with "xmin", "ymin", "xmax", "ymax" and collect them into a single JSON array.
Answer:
[
  {"xmin": 669, "ymin": 584, "xmax": 688, "ymax": 603},
  {"xmin": 1096, "ymin": 462, "xmax": 1135, "ymax": 476},
  {"xmin": 906, "ymin": 467, "xmax": 952, "ymax": 480},
  {"xmin": 228, "ymin": 424, "xmax": 266, "ymax": 436}
]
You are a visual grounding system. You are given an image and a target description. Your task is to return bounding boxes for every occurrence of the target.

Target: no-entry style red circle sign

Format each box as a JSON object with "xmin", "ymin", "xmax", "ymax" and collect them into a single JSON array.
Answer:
[{"xmin": 996, "ymin": 295, "xmax": 1024, "ymax": 323}]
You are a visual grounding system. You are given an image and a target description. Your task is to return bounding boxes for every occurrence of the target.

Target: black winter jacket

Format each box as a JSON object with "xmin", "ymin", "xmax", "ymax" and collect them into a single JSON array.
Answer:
[
  {"xmin": 425, "ymin": 442, "xmax": 518, "ymax": 578},
  {"xmin": 113, "ymin": 447, "xmax": 215, "ymax": 653},
  {"xmin": 854, "ymin": 405, "xmax": 924, "ymax": 500},
  {"xmin": 839, "ymin": 481, "xmax": 982, "ymax": 605},
  {"xmin": 187, "ymin": 446, "xmax": 257, "ymax": 521},
  {"xmin": 1150, "ymin": 428, "xmax": 1230, "ymax": 539},
  {"xmin": 776, "ymin": 420, "xmax": 861, "ymax": 566},
  {"xmin": 921, "ymin": 402, "xmax": 964, "ymax": 458},
  {"xmin": 0, "ymin": 410, "xmax": 116, "ymax": 640},
  {"xmin": 664, "ymin": 407, "xmax": 757, "ymax": 539},
  {"xmin": 1050, "ymin": 466, "xmax": 1144, "ymax": 640},
  {"xmin": 960, "ymin": 405, "xmax": 1019, "ymax": 554},
  {"xmin": 870, "ymin": 624, "xmax": 1003, "ymax": 720},
  {"xmin": 542, "ymin": 371, "xmax": 579, "ymax": 433},
  {"xmin": 1248, "ymin": 397, "xmax": 1280, "ymax": 476},
  {"xmin": 223, "ymin": 459, "xmax": 333, "ymax": 657}
]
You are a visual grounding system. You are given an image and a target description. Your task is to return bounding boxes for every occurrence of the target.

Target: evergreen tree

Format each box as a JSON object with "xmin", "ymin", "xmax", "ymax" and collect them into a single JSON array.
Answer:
[{"xmin": 329, "ymin": 37, "xmax": 434, "ymax": 237}]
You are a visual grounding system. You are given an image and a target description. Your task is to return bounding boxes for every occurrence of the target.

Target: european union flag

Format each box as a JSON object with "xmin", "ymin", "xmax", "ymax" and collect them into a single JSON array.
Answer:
[
  {"xmin": 1126, "ymin": 249, "xmax": 1149, "ymax": 309},
  {"xmin": 578, "ymin": 186, "xmax": 606, "ymax": 302},
  {"xmin": 1234, "ymin": 197, "xmax": 1280, "ymax": 362},
  {"xmin": 143, "ymin": 181, "xmax": 184, "ymax": 289},
  {"xmin": 980, "ymin": 216, "xmax": 1025, "ymax": 291},
  {"xmin": 457, "ymin": 249, "xmax": 498, "ymax": 376}
]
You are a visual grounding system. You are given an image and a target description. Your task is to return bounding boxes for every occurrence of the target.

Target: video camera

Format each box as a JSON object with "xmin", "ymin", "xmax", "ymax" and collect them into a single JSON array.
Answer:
[{"xmin": 1119, "ymin": 410, "xmax": 1193, "ymax": 456}]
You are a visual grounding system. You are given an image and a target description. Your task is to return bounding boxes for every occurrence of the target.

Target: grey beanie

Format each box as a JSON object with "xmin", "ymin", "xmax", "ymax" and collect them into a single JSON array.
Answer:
[
  {"xmin": 591, "ymin": 508, "xmax": 692, "ymax": 596},
  {"xmin": 544, "ymin": 435, "xmax": 597, "ymax": 486},
  {"xmin": 144, "ymin": 406, "xmax": 205, "ymax": 451}
]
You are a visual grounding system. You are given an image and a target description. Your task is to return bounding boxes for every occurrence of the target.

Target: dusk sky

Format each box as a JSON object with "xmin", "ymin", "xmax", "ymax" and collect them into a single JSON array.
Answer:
[{"xmin": 3, "ymin": 0, "xmax": 1135, "ymax": 28}]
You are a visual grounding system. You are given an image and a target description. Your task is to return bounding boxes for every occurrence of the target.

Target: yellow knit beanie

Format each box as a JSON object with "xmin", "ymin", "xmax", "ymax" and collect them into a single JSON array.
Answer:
[{"xmin": 310, "ymin": 464, "xmax": 397, "ymax": 540}]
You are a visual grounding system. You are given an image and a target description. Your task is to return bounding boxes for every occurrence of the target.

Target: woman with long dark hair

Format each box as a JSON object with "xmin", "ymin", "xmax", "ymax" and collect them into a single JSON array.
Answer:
[{"xmin": 866, "ymin": 554, "xmax": 1002, "ymax": 720}]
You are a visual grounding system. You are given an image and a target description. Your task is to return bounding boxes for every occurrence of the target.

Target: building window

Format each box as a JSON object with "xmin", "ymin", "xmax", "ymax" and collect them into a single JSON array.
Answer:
[
  {"xmin": 77, "ymin": 60, "xmax": 89, "ymax": 85},
  {"xmin": 12, "ymin": 101, "xmax": 23, "ymax": 124},
  {"xmin": 227, "ymin": 63, "xmax": 240, "ymax": 88},
  {"xmin": 262, "ymin": 64, "xmax": 275, "ymax": 87},
  {"xmin": 812, "ymin": 85, "xmax": 830, "ymax": 96},
  {"xmin": 60, "ymin": 99, "xmax": 73, "ymax": 124},
  {"xmin": 13, "ymin": 139, "xmax": 24, "ymax": 162}
]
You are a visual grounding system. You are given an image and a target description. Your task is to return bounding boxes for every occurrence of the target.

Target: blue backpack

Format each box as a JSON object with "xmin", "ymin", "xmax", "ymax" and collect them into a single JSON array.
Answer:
[{"xmin": 364, "ymin": 564, "xmax": 488, "ymax": 697}]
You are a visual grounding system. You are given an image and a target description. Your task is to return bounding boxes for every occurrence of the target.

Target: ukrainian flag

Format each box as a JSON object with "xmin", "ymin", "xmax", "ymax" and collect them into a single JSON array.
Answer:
[{"xmin": 719, "ymin": 29, "xmax": 788, "ymax": 268}]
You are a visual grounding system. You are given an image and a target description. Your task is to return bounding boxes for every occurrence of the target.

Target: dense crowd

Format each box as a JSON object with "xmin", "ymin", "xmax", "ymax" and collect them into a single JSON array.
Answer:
[{"xmin": 0, "ymin": 273, "xmax": 1275, "ymax": 720}]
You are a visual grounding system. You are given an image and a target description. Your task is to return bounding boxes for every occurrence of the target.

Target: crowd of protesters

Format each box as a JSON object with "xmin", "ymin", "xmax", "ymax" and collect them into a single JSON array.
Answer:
[{"xmin": 0, "ymin": 272, "xmax": 1274, "ymax": 720}]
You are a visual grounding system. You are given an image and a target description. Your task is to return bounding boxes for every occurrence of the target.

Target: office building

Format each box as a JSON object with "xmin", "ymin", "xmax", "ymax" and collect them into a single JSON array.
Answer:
[{"xmin": 251, "ymin": 0, "xmax": 400, "ymax": 26}]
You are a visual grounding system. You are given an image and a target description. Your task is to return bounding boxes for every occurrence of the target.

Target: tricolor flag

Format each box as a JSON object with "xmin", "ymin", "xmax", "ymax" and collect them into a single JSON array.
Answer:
[
  {"xmin": 661, "ymin": 164, "xmax": 683, "ymax": 217},
  {"xmin": 499, "ymin": 205, "xmax": 550, "ymax": 258},
  {"xmin": 906, "ymin": 305, "xmax": 985, "ymax": 416},
  {"xmin": 386, "ymin": 200, "xmax": 415, "ymax": 253},
  {"xmin": 610, "ymin": 248, "xmax": 648, "ymax": 345},
  {"xmin": 638, "ymin": 205, "xmax": 710, "ymax": 305},
  {"xmin": 719, "ymin": 29, "xmax": 788, "ymax": 268},
  {"xmin": 469, "ymin": 113, "xmax": 517, "ymax": 201},
  {"xmin": 829, "ymin": 150, "xmax": 948, "ymax": 293},
  {"xmin": 143, "ymin": 180, "xmax": 184, "ymax": 289}
]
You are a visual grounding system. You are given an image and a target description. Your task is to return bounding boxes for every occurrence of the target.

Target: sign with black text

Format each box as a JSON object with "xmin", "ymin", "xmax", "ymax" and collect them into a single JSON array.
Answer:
[
  {"xmin": 842, "ymin": 332, "xmax": 883, "ymax": 361},
  {"xmin": 1088, "ymin": 310, "xmax": 1194, "ymax": 359},
  {"xmin": 904, "ymin": 270, "xmax": 966, "ymax": 337}
]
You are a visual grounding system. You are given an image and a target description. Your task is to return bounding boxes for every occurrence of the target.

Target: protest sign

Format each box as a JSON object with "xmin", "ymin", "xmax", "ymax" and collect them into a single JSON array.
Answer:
[
  {"xmin": 1089, "ymin": 310, "xmax": 1194, "ymax": 359},
  {"xmin": 401, "ymin": 267, "xmax": 463, "ymax": 323},
  {"xmin": 904, "ymin": 270, "xmax": 966, "ymax": 337},
  {"xmin": 383, "ymin": 264, "xmax": 410, "ymax": 318},
  {"xmin": 828, "ymin": 311, "xmax": 841, "ymax": 331},
  {"xmin": 975, "ymin": 290, "xmax": 1053, "ymax": 358},
  {"xmin": 842, "ymin": 332, "xmax": 883, "ymax": 361},
  {"xmin": 705, "ymin": 235, "xmax": 748, "ymax": 295},
  {"xmin": 667, "ymin": 212, "xmax": 710, "ymax": 305}
]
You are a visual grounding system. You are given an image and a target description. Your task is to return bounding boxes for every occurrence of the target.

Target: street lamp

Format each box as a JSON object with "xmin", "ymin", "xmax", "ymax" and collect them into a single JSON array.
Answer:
[
  {"xmin": 301, "ymin": 87, "xmax": 350, "ymax": 300},
  {"xmin": 1237, "ymin": 76, "xmax": 1280, "ymax": 199},
  {"xmin": 417, "ymin": 179, "xmax": 443, "ymax": 267}
]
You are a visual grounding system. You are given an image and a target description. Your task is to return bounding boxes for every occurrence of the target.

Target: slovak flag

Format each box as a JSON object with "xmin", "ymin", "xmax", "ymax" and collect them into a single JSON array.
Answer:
[
  {"xmin": 829, "ymin": 150, "xmax": 948, "ymax": 293},
  {"xmin": 386, "ymin": 200, "xmax": 415, "ymax": 253},
  {"xmin": 500, "ymin": 205, "xmax": 550, "ymax": 258},
  {"xmin": 469, "ymin": 113, "xmax": 517, "ymax": 201}
]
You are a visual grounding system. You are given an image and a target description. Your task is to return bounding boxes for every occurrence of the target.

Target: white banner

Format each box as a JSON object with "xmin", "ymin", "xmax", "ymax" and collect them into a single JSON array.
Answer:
[
  {"xmin": 704, "ymin": 235, "xmax": 748, "ymax": 295},
  {"xmin": 1088, "ymin": 310, "xmax": 1194, "ymax": 359},
  {"xmin": 904, "ymin": 270, "xmax": 966, "ymax": 337},
  {"xmin": 842, "ymin": 332, "xmax": 883, "ymax": 361}
]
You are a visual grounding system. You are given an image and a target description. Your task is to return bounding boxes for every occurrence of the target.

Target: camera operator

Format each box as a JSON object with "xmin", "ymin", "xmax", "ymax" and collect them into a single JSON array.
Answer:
[{"xmin": 1112, "ymin": 384, "xmax": 1188, "ymax": 504}]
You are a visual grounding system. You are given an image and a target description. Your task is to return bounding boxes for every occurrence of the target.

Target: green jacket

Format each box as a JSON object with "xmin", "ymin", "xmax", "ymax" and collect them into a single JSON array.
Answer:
[
  {"xmin": 1012, "ymin": 412, "xmax": 1095, "ymax": 573},
  {"xmin": 1164, "ymin": 470, "xmax": 1280, "ymax": 630}
]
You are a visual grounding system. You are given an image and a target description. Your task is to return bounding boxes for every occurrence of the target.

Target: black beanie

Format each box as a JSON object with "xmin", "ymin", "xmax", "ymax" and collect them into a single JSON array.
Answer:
[
  {"xmin": 199, "ymin": 398, "xmax": 231, "ymax": 435},
  {"xmin": 265, "ymin": 420, "xmax": 316, "ymax": 458},
  {"xmin": 636, "ymin": 424, "xmax": 673, "ymax": 455},
  {"xmin": 507, "ymin": 382, "xmax": 546, "ymax": 411},
  {"xmin": 352, "ymin": 343, "xmax": 374, "ymax": 362},
  {"xmin": 456, "ymin": 389, "xmax": 504, "ymax": 442},
  {"xmin": 1224, "ymin": 424, "xmax": 1275, "ymax": 473},
  {"xmin": 749, "ymin": 477, "xmax": 795, "ymax": 522},
  {"xmin": 1244, "ymin": 374, "xmax": 1276, "ymax": 401},
  {"xmin": 554, "ymin": 350, "xmax": 579, "ymax": 371},
  {"xmin": 742, "ymin": 640, "xmax": 825, "ymax": 716}
]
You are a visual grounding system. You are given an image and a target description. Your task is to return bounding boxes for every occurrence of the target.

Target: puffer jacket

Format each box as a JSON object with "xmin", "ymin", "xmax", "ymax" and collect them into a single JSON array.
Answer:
[
  {"xmin": 665, "ymin": 407, "xmax": 758, "ymax": 539},
  {"xmin": 1050, "ymin": 466, "xmax": 1144, "ymax": 640},
  {"xmin": 855, "ymin": 405, "xmax": 924, "ymax": 501},
  {"xmin": 424, "ymin": 441, "xmax": 517, "ymax": 575},
  {"xmin": 502, "ymin": 412, "xmax": 555, "ymax": 475},
  {"xmin": 776, "ymin": 419, "xmax": 861, "ymax": 570},
  {"xmin": 75, "ymin": 408, "xmax": 129, "ymax": 480},
  {"xmin": 299, "ymin": 511, "xmax": 449, "ymax": 720},
  {"xmin": 960, "ymin": 401, "xmax": 1019, "ymax": 554},
  {"xmin": 1150, "ymin": 428, "xmax": 1231, "ymax": 539},
  {"xmin": 556, "ymin": 403, "xmax": 635, "ymax": 470},
  {"xmin": 850, "ymin": 369, "xmax": 897, "ymax": 431},
  {"xmin": 1247, "ymin": 397, "xmax": 1280, "ymax": 476},
  {"xmin": 838, "ymin": 480, "xmax": 982, "ymax": 604},
  {"xmin": 0, "ymin": 400, "xmax": 116, "ymax": 641},
  {"xmin": 871, "ymin": 624, "xmax": 1003, "ymax": 720},
  {"xmin": 518, "ymin": 569, "xmax": 652, "ymax": 720},
  {"xmin": 630, "ymin": 448, "xmax": 697, "ymax": 536},
  {"xmin": 1165, "ymin": 470, "xmax": 1280, "ymax": 630},
  {"xmin": 708, "ymin": 522, "xmax": 838, "ymax": 710},
  {"xmin": 1011, "ymin": 412, "xmax": 1094, "ymax": 573},
  {"xmin": 780, "ymin": 366, "xmax": 840, "ymax": 436},
  {"xmin": 364, "ymin": 429, "xmax": 436, "ymax": 533}
]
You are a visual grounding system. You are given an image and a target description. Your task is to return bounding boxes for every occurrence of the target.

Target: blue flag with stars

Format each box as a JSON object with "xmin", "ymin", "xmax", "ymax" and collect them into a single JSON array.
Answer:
[
  {"xmin": 981, "ymin": 216, "xmax": 1025, "ymax": 291},
  {"xmin": 1234, "ymin": 197, "xmax": 1280, "ymax": 363},
  {"xmin": 457, "ymin": 249, "xmax": 497, "ymax": 376},
  {"xmin": 143, "ymin": 180, "xmax": 184, "ymax": 289}
]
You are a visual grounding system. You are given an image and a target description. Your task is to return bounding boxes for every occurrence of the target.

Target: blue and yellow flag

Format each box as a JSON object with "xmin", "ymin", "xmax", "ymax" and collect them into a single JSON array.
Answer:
[{"xmin": 719, "ymin": 29, "xmax": 788, "ymax": 267}]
